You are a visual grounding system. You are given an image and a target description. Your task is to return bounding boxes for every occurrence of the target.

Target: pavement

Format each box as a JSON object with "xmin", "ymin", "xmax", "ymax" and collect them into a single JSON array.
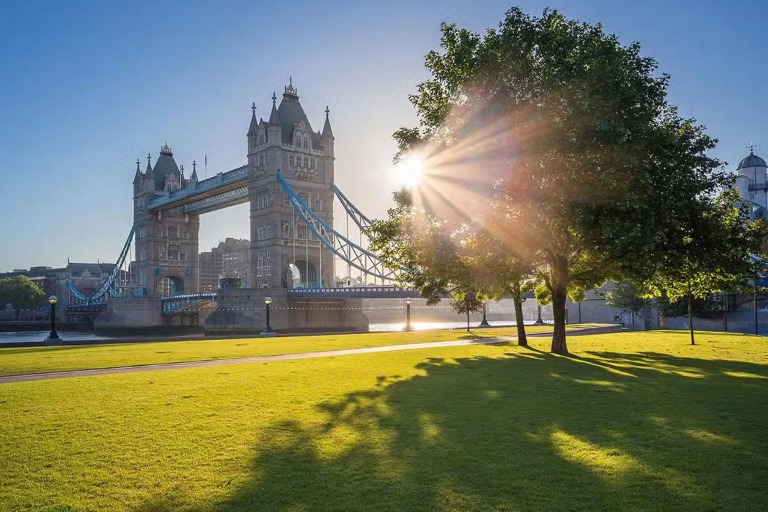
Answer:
[{"xmin": 0, "ymin": 326, "xmax": 623, "ymax": 385}]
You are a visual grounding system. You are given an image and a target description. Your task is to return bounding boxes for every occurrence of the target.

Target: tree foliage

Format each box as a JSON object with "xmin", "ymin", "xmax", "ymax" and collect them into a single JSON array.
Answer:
[
  {"xmin": 372, "ymin": 7, "xmax": 756, "ymax": 354},
  {"xmin": 604, "ymin": 281, "xmax": 650, "ymax": 314},
  {"xmin": 0, "ymin": 275, "xmax": 47, "ymax": 318},
  {"xmin": 643, "ymin": 191, "xmax": 768, "ymax": 344}
]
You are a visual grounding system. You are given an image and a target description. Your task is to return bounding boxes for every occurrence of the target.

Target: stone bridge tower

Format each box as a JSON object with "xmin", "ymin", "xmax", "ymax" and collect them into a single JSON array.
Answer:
[
  {"xmin": 247, "ymin": 80, "xmax": 336, "ymax": 289},
  {"xmin": 132, "ymin": 145, "xmax": 200, "ymax": 297}
]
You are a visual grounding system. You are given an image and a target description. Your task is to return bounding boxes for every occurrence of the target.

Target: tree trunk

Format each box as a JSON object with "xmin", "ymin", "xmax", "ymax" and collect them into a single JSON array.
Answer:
[
  {"xmin": 513, "ymin": 296, "xmax": 528, "ymax": 347},
  {"xmin": 687, "ymin": 292, "xmax": 695, "ymax": 346},
  {"xmin": 466, "ymin": 308, "xmax": 470, "ymax": 333},
  {"xmin": 550, "ymin": 280, "xmax": 568, "ymax": 354}
]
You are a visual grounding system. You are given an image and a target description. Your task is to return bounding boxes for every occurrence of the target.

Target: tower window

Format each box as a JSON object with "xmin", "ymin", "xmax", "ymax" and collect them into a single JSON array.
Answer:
[
  {"xmin": 256, "ymin": 251, "xmax": 272, "ymax": 276},
  {"xmin": 257, "ymin": 223, "xmax": 272, "ymax": 241}
]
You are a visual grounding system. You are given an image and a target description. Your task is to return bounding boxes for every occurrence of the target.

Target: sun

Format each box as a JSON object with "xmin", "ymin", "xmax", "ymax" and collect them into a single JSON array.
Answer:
[{"xmin": 394, "ymin": 154, "xmax": 424, "ymax": 188}]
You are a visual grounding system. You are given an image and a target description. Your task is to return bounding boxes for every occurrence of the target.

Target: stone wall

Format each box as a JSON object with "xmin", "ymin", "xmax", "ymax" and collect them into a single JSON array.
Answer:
[
  {"xmin": 93, "ymin": 297, "xmax": 163, "ymax": 334},
  {"xmin": 205, "ymin": 288, "xmax": 368, "ymax": 334}
]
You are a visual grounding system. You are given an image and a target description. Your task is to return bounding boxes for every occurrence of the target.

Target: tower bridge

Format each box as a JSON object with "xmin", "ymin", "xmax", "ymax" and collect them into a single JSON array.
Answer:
[{"xmin": 68, "ymin": 81, "xmax": 405, "ymax": 334}]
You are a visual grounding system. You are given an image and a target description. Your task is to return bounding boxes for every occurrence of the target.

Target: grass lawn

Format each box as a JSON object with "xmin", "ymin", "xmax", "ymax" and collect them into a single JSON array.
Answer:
[
  {"xmin": 0, "ymin": 324, "xmax": 592, "ymax": 377},
  {"xmin": 1, "ymin": 330, "xmax": 766, "ymax": 511}
]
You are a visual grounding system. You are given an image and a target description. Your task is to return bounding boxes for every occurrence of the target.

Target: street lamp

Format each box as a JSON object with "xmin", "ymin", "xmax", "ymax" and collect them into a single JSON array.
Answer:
[
  {"xmin": 479, "ymin": 300, "xmax": 490, "ymax": 327},
  {"xmin": 264, "ymin": 296, "xmax": 273, "ymax": 332},
  {"xmin": 405, "ymin": 299, "xmax": 412, "ymax": 331},
  {"xmin": 534, "ymin": 302, "xmax": 545, "ymax": 325},
  {"xmin": 46, "ymin": 295, "xmax": 60, "ymax": 342}
]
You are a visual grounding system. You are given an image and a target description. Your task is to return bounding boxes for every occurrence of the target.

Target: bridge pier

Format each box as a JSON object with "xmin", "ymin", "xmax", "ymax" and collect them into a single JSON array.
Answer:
[
  {"xmin": 93, "ymin": 297, "xmax": 164, "ymax": 335},
  {"xmin": 205, "ymin": 288, "xmax": 369, "ymax": 335}
]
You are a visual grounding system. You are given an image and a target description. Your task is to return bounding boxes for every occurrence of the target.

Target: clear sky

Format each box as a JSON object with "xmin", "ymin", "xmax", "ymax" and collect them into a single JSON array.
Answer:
[{"xmin": 1, "ymin": 0, "xmax": 766, "ymax": 273}]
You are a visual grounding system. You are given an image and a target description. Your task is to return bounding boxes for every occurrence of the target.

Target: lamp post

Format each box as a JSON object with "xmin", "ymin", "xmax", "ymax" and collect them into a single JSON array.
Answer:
[
  {"xmin": 534, "ymin": 302, "xmax": 545, "ymax": 325},
  {"xmin": 264, "ymin": 296, "xmax": 273, "ymax": 332},
  {"xmin": 405, "ymin": 299, "xmax": 412, "ymax": 331},
  {"xmin": 479, "ymin": 300, "xmax": 490, "ymax": 327},
  {"xmin": 46, "ymin": 295, "xmax": 60, "ymax": 342}
]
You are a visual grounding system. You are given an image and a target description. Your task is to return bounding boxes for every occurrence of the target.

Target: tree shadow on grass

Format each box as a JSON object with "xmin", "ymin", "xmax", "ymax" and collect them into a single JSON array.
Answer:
[{"xmin": 133, "ymin": 350, "xmax": 768, "ymax": 512}]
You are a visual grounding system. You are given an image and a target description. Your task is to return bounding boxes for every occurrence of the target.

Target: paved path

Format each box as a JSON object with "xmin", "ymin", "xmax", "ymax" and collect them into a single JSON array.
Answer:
[
  {"xmin": 0, "ymin": 338, "xmax": 516, "ymax": 384},
  {"xmin": 0, "ymin": 326, "xmax": 622, "ymax": 384}
]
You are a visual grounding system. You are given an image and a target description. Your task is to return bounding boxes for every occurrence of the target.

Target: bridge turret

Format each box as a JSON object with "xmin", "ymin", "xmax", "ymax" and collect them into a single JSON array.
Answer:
[
  {"xmin": 267, "ymin": 92, "xmax": 281, "ymax": 147},
  {"xmin": 322, "ymin": 105, "xmax": 334, "ymax": 159},
  {"xmin": 190, "ymin": 160, "xmax": 198, "ymax": 186},
  {"xmin": 247, "ymin": 102, "xmax": 258, "ymax": 156},
  {"xmin": 133, "ymin": 159, "xmax": 142, "ymax": 185}
]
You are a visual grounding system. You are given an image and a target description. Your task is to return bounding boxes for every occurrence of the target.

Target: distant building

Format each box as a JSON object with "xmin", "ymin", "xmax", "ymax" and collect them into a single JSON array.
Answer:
[
  {"xmin": 0, "ymin": 262, "xmax": 120, "ymax": 319},
  {"xmin": 734, "ymin": 148, "xmax": 768, "ymax": 220},
  {"xmin": 198, "ymin": 238, "xmax": 251, "ymax": 291}
]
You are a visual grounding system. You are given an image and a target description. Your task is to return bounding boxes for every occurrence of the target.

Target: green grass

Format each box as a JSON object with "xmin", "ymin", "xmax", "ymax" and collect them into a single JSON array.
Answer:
[
  {"xmin": 0, "ymin": 324, "xmax": 582, "ymax": 377},
  {"xmin": 2, "ymin": 330, "xmax": 765, "ymax": 511}
]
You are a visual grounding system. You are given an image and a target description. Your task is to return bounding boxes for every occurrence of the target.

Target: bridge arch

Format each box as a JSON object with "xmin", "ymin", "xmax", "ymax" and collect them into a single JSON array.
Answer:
[
  {"xmin": 158, "ymin": 275, "xmax": 185, "ymax": 297},
  {"xmin": 292, "ymin": 260, "xmax": 318, "ymax": 288}
]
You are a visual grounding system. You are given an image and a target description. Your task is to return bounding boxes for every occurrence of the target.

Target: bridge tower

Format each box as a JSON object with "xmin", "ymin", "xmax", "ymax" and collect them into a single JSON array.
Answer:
[
  {"xmin": 132, "ymin": 145, "xmax": 200, "ymax": 297},
  {"xmin": 247, "ymin": 80, "xmax": 336, "ymax": 289}
]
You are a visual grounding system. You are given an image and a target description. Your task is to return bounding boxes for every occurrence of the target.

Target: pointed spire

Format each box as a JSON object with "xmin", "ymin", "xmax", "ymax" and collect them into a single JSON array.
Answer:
[
  {"xmin": 322, "ymin": 105, "xmax": 334, "ymax": 138},
  {"xmin": 191, "ymin": 160, "xmax": 198, "ymax": 182},
  {"xmin": 133, "ymin": 158, "xmax": 142, "ymax": 184},
  {"xmin": 145, "ymin": 153, "xmax": 153, "ymax": 173},
  {"xmin": 248, "ymin": 101, "xmax": 259, "ymax": 136},
  {"xmin": 269, "ymin": 92, "xmax": 280, "ymax": 124}
]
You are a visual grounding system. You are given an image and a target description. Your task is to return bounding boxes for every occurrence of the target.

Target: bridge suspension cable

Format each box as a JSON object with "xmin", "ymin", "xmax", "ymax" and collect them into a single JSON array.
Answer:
[
  {"xmin": 332, "ymin": 181, "xmax": 372, "ymax": 232},
  {"xmin": 277, "ymin": 171, "xmax": 397, "ymax": 283},
  {"xmin": 66, "ymin": 227, "xmax": 135, "ymax": 304}
]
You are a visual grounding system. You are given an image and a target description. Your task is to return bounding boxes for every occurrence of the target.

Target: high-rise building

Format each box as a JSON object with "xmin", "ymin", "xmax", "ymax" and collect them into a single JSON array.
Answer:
[{"xmin": 198, "ymin": 238, "xmax": 251, "ymax": 291}]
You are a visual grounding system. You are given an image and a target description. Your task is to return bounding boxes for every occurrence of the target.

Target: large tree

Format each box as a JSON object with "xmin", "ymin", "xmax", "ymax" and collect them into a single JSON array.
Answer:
[
  {"xmin": 373, "ymin": 7, "xmax": 732, "ymax": 354},
  {"xmin": 0, "ymin": 275, "xmax": 47, "ymax": 319}
]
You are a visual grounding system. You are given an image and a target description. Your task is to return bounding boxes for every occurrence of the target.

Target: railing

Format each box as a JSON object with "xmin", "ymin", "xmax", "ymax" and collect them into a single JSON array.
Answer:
[
  {"xmin": 65, "ymin": 302, "xmax": 108, "ymax": 313},
  {"xmin": 147, "ymin": 165, "xmax": 248, "ymax": 210},
  {"xmin": 183, "ymin": 187, "xmax": 249, "ymax": 214},
  {"xmin": 288, "ymin": 287, "xmax": 421, "ymax": 298},
  {"xmin": 161, "ymin": 293, "xmax": 218, "ymax": 313}
]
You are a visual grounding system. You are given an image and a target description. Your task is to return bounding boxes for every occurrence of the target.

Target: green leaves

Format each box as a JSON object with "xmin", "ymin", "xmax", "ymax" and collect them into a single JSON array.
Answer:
[
  {"xmin": 371, "ymin": 7, "xmax": 744, "ymax": 353},
  {"xmin": 0, "ymin": 275, "xmax": 47, "ymax": 315}
]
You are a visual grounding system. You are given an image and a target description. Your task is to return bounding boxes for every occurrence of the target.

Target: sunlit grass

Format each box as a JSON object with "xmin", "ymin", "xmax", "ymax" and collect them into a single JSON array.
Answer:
[
  {"xmin": 0, "ymin": 324, "xmax": 587, "ymax": 377},
  {"xmin": 2, "ymin": 330, "xmax": 765, "ymax": 511}
]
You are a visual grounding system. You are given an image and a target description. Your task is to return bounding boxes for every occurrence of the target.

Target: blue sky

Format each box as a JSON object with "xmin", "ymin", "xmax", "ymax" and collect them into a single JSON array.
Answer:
[{"xmin": 1, "ymin": 0, "xmax": 766, "ymax": 272}]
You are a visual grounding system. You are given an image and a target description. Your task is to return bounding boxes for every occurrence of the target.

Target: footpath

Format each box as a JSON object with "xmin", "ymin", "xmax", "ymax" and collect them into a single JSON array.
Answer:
[{"xmin": 0, "ymin": 326, "xmax": 622, "ymax": 385}]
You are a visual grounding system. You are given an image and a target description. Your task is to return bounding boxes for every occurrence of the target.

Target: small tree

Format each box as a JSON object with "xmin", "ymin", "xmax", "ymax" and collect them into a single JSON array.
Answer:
[
  {"xmin": 645, "ymin": 191, "xmax": 767, "ymax": 345},
  {"xmin": 0, "ymin": 275, "xmax": 47, "ymax": 320},
  {"xmin": 605, "ymin": 281, "xmax": 651, "ymax": 330},
  {"xmin": 449, "ymin": 289, "xmax": 485, "ymax": 332}
]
